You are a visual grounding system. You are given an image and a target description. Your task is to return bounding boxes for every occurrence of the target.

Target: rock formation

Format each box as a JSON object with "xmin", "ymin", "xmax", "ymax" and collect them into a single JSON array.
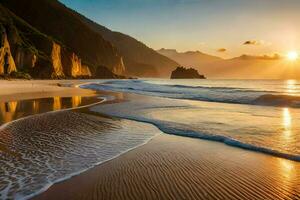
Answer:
[
  {"xmin": 0, "ymin": 0, "xmax": 179, "ymax": 79},
  {"xmin": 0, "ymin": 25, "xmax": 16, "ymax": 75},
  {"xmin": 51, "ymin": 42, "xmax": 65, "ymax": 78},
  {"xmin": 1, "ymin": 0, "xmax": 125, "ymax": 79},
  {"xmin": 171, "ymin": 67, "xmax": 206, "ymax": 79},
  {"xmin": 0, "ymin": 4, "xmax": 120, "ymax": 79}
]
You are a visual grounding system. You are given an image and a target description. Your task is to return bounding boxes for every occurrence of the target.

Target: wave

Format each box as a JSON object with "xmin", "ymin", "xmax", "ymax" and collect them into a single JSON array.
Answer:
[
  {"xmin": 93, "ymin": 113, "xmax": 300, "ymax": 162},
  {"xmin": 0, "ymin": 107, "xmax": 160, "ymax": 200},
  {"xmin": 82, "ymin": 81, "xmax": 300, "ymax": 108},
  {"xmin": 253, "ymin": 94, "xmax": 300, "ymax": 107},
  {"xmin": 166, "ymin": 84, "xmax": 279, "ymax": 93}
]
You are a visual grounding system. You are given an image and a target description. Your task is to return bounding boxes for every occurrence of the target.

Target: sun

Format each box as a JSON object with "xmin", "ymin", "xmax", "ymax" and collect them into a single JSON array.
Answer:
[{"xmin": 287, "ymin": 51, "xmax": 299, "ymax": 61}]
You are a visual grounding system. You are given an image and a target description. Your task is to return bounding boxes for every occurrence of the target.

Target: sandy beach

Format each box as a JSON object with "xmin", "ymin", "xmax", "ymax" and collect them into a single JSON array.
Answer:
[
  {"xmin": 1, "ymin": 80, "xmax": 300, "ymax": 199},
  {"xmin": 0, "ymin": 80, "xmax": 96, "ymax": 102},
  {"xmin": 33, "ymin": 133, "xmax": 300, "ymax": 200}
]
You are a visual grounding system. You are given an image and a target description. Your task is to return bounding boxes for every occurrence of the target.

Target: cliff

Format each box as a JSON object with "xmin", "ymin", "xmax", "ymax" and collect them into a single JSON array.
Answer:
[
  {"xmin": 0, "ymin": 0, "xmax": 179, "ymax": 79},
  {"xmin": 72, "ymin": 9, "xmax": 179, "ymax": 77},
  {"xmin": 0, "ymin": 0, "xmax": 125, "ymax": 79},
  {"xmin": 171, "ymin": 67, "xmax": 206, "ymax": 79},
  {"xmin": 0, "ymin": 25, "xmax": 17, "ymax": 75}
]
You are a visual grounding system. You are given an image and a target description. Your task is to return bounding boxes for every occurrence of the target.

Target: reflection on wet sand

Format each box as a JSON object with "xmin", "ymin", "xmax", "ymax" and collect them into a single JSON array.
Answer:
[
  {"xmin": 0, "ymin": 102, "xmax": 18, "ymax": 123},
  {"xmin": 0, "ymin": 96, "xmax": 100, "ymax": 125},
  {"xmin": 53, "ymin": 96, "xmax": 61, "ymax": 111},
  {"xmin": 72, "ymin": 96, "xmax": 82, "ymax": 107},
  {"xmin": 0, "ymin": 106, "xmax": 159, "ymax": 199}
]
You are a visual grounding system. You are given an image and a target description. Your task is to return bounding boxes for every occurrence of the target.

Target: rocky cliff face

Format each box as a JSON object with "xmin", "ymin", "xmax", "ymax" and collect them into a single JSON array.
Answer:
[
  {"xmin": 0, "ymin": 25, "xmax": 17, "ymax": 75},
  {"xmin": 1, "ymin": 0, "xmax": 125, "ymax": 79},
  {"xmin": 0, "ymin": 4, "xmax": 116, "ymax": 79},
  {"xmin": 14, "ymin": 47, "xmax": 37, "ymax": 70},
  {"xmin": 61, "ymin": 51, "xmax": 92, "ymax": 78},
  {"xmin": 51, "ymin": 42, "xmax": 64, "ymax": 78}
]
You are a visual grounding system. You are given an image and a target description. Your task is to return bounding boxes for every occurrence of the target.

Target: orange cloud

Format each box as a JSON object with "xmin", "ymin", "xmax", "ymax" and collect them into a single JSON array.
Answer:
[
  {"xmin": 217, "ymin": 48, "xmax": 227, "ymax": 52},
  {"xmin": 243, "ymin": 40, "xmax": 263, "ymax": 45}
]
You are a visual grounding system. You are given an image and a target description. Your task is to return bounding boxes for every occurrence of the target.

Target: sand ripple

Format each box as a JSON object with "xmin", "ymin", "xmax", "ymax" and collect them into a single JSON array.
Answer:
[
  {"xmin": 0, "ymin": 111, "xmax": 159, "ymax": 199},
  {"xmin": 35, "ymin": 134, "xmax": 300, "ymax": 200}
]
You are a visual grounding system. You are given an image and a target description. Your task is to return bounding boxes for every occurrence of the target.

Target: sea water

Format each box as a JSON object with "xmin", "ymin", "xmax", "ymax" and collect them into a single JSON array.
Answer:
[{"xmin": 83, "ymin": 79, "xmax": 300, "ymax": 161}]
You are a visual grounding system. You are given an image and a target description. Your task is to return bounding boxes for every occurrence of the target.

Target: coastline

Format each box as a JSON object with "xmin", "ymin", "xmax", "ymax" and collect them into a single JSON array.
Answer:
[
  {"xmin": 0, "ymin": 79, "xmax": 159, "ymax": 199},
  {"xmin": 0, "ymin": 80, "xmax": 97, "ymax": 102},
  {"xmin": 1, "ymin": 80, "xmax": 300, "ymax": 199},
  {"xmin": 34, "ymin": 133, "xmax": 300, "ymax": 200}
]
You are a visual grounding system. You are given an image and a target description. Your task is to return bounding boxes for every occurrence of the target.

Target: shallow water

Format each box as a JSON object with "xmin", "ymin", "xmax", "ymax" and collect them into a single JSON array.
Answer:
[
  {"xmin": 0, "ymin": 111, "xmax": 160, "ymax": 199},
  {"xmin": 84, "ymin": 79, "xmax": 300, "ymax": 161},
  {"xmin": 1, "ymin": 79, "xmax": 300, "ymax": 199},
  {"xmin": 0, "ymin": 96, "xmax": 101, "ymax": 125}
]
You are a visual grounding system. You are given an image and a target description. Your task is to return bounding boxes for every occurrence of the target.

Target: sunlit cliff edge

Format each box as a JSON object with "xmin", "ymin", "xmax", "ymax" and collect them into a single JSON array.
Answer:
[{"xmin": 0, "ymin": 0, "xmax": 179, "ymax": 79}]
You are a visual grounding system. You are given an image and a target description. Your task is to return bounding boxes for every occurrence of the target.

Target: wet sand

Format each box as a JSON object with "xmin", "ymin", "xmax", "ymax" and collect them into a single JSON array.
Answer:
[
  {"xmin": 1, "ymin": 80, "xmax": 300, "ymax": 199},
  {"xmin": 34, "ymin": 133, "xmax": 300, "ymax": 200}
]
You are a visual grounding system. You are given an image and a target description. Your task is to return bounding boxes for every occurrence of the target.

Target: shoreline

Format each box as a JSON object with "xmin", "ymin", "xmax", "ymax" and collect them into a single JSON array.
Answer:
[
  {"xmin": 34, "ymin": 133, "xmax": 300, "ymax": 200},
  {"xmin": 1, "ymin": 80, "xmax": 300, "ymax": 199},
  {"xmin": 0, "ymin": 80, "xmax": 97, "ymax": 102},
  {"xmin": 21, "ymin": 113, "xmax": 160, "ymax": 200}
]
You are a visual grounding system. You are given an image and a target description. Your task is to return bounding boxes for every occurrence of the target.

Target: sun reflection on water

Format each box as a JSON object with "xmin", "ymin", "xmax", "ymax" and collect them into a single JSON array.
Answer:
[
  {"xmin": 283, "ymin": 108, "xmax": 292, "ymax": 132},
  {"xmin": 281, "ymin": 108, "xmax": 294, "ymax": 151},
  {"xmin": 286, "ymin": 80, "xmax": 297, "ymax": 94}
]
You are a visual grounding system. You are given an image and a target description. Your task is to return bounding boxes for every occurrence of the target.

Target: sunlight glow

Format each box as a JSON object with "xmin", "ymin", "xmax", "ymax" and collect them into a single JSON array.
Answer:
[
  {"xmin": 287, "ymin": 51, "xmax": 299, "ymax": 61},
  {"xmin": 283, "ymin": 108, "xmax": 291, "ymax": 129},
  {"xmin": 278, "ymin": 158, "xmax": 294, "ymax": 180},
  {"xmin": 282, "ymin": 108, "xmax": 292, "ymax": 140}
]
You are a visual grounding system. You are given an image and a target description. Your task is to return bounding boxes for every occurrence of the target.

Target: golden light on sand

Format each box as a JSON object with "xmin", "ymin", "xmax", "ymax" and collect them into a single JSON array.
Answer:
[
  {"xmin": 278, "ymin": 158, "xmax": 294, "ymax": 180},
  {"xmin": 287, "ymin": 51, "xmax": 299, "ymax": 61}
]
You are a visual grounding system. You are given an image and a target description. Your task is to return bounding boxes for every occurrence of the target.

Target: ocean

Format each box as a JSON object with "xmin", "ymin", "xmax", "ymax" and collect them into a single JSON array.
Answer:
[
  {"xmin": 83, "ymin": 79, "xmax": 300, "ymax": 161},
  {"xmin": 1, "ymin": 79, "xmax": 300, "ymax": 199}
]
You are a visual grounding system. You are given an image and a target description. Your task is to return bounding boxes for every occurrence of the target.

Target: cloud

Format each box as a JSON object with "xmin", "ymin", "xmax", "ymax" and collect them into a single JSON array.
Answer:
[
  {"xmin": 217, "ymin": 48, "xmax": 227, "ymax": 52},
  {"xmin": 243, "ymin": 40, "xmax": 264, "ymax": 45},
  {"xmin": 239, "ymin": 53, "xmax": 282, "ymax": 60}
]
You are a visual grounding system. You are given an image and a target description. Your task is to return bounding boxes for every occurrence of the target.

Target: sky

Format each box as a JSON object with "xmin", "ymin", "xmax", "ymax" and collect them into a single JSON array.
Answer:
[{"xmin": 60, "ymin": 0, "xmax": 300, "ymax": 58}]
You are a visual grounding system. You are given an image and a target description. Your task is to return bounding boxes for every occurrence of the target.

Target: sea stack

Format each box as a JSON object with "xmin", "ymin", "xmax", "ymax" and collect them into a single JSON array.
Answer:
[{"xmin": 170, "ymin": 66, "xmax": 206, "ymax": 79}]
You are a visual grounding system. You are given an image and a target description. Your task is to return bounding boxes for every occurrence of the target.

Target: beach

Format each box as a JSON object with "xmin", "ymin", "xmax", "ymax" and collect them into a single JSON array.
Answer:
[
  {"xmin": 0, "ymin": 80, "xmax": 96, "ymax": 102},
  {"xmin": 0, "ymin": 80, "xmax": 300, "ymax": 199},
  {"xmin": 34, "ymin": 133, "xmax": 300, "ymax": 200}
]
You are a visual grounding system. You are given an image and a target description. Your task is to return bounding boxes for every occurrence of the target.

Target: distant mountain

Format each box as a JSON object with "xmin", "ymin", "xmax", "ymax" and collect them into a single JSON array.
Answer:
[
  {"xmin": 0, "ymin": 0, "xmax": 178, "ymax": 79},
  {"xmin": 207, "ymin": 55, "xmax": 300, "ymax": 79},
  {"xmin": 157, "ymin": 48, "xmax": 222, "ymax": 67},
  {"xmin": 158, "ymin": 48, "xmax": 300, "ymax": 79}
]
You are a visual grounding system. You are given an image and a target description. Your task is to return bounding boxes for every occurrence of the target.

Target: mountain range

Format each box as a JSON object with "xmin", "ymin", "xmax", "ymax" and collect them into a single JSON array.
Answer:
[
  {"xmin": 0, "ymin": 0, "xmax": 178, "ymax": 79},
  {"xmin": 1, "ymin": 0, "xmax": 299, "ymax": 80},
  {"xmin": 157, "ymin": 49, "xmax": 300, "ymax": 79}
]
